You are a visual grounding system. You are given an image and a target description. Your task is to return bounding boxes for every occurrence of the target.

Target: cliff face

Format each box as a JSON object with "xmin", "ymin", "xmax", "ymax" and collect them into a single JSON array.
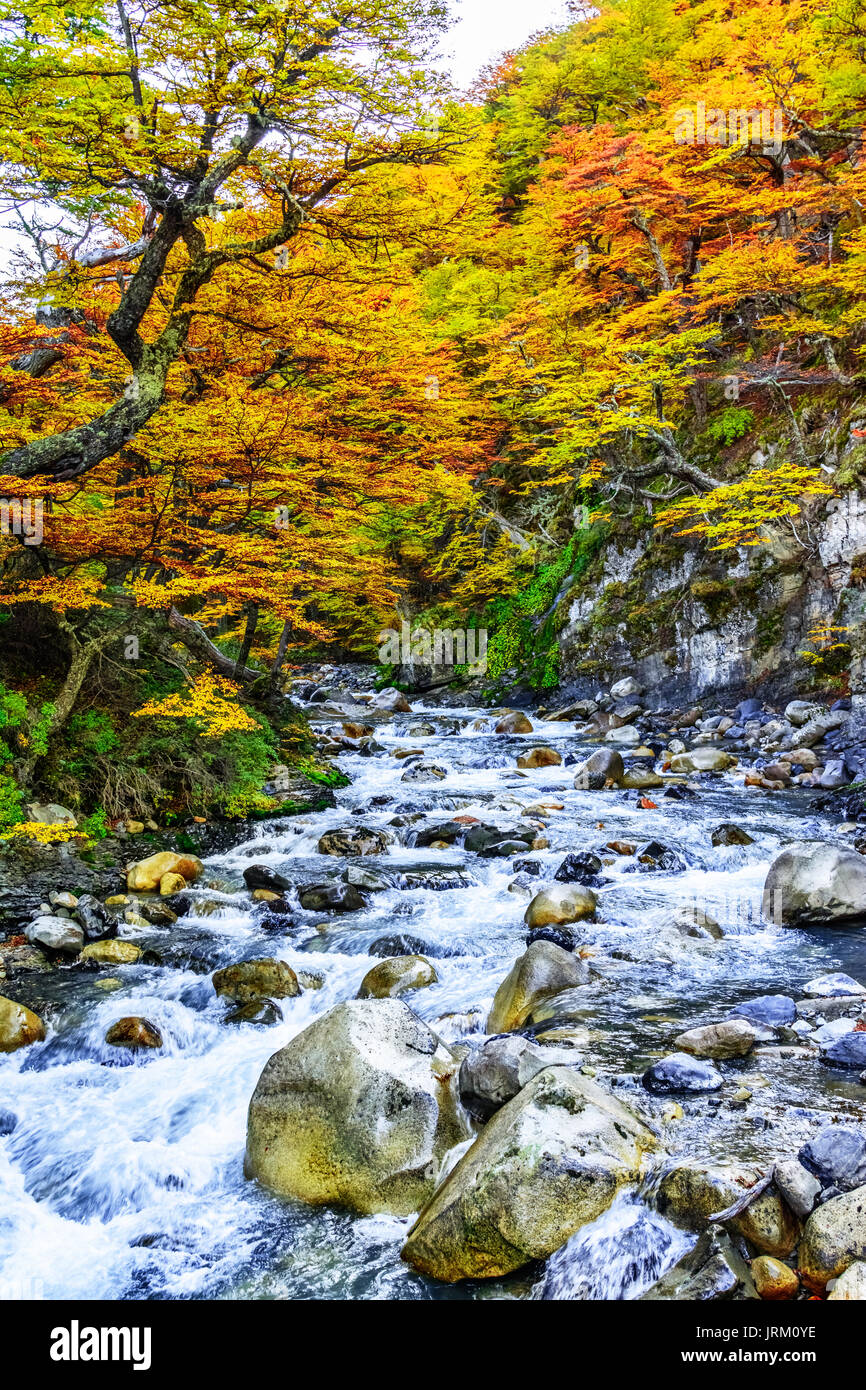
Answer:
[{"xmin": 555, "ymin": 481, "xmax": 866, "ymax": 712}]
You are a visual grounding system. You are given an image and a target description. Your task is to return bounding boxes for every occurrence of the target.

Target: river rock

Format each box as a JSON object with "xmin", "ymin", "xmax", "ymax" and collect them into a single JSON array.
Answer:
[
  {"xmin": 73, "ymin": 893, "xmax": 115, "ymax": 940},
  {"xmin": 728, "ymin": 994, "xmax": 796, "ymax": 1029},
  {"xmin": 802, "ymin": 972, "xmax": 865, "ymax": 997},
  {"xmin": 0, "ymin": 994, "xmax": 45, "ymax": 1051},
  {"xmin": 523, "ymin": 883, "xmax": 596, "ymax": 929},
  {"xmin": 572, "ymin": 748, "xmax": 624, "ymax": 789},
  {"xmin": 401, "ymin": 1067, "xmax": 659, "ymax": 1281},
  {"xmin": 672, "ymin": 906, "xmax": 724, "ymax": 940},
  {"xmin": 827, "ymin": 1261, "xmax": 866, "ymax": 1299},
  {"xmin": 641, "ymin": 1224, "xmax": 757, "ymax": 1300},
  {"xmin": 553, "ymin": 852, "xmax": 603, "ymax": 885},
  {"xmin": 673, "ymin": 1019, "xmax": 758, "ymax": 1059},
  {"xmin": 212, "ymin": 959, "xmax": 301, "ymax": 1003},
  {"xmin": 25, "ymin": 802, "xmax": 77, "ymax": 826},
  {"xmin": 79, "ymin": 939, "xmax": 142, "ymax": 966},
  {"xmin": 642, "ymin": 1052, "xmax": 724, "ymax": 1094},
  {"xmin": 798, "ymin": 1187, "xmax": 866, "ymax": 1289},
  {"xmin": 763, "ymin": 842, "xmax": 866, "ymax": 926},
  {"xmin": 298, "ymin": 882, "xmax": 367, "ymax": 913},
  {"xmin": 487, "ymin": 941, "xmax": 589, "ymax": 1032},
  {"xmin": 711, "ymin": 823, "xmax": 755, "ymax": 847},
  {"xmin": 458, "ymin": 1035, "xmax": 550, "ymax": 1118},
  {"xmin": 368, "ymin": 933, "xmax": 432, "ymax": 958},
  {"xmin": 669, "ymin": 748, "xmax": 735, "ymax": 774},
  {"xmin": 401, "ymin": 762, "xmax": 447, "ymax": 782},
  {"xmin": 525, "ymin": 924, "xmax": 581, "ymax": 952},
  {"xmin": 126, "ymin": 851, "xmax": 203, "ymax": 892},
  {"xmin": 655, "ymin": 1162, "xmax": 799, "ymax": 1257},
  {"xmin": 749, "ymin": 1256, "xmax": 799, "ymax": 1300},
  {"xmin": 785, "ymin": 700, "xmax": 824, "ymax": 727},
  {"xmin": 621, "ymin": 769, "xmax": 664, "ymax": 790},
  {"xmin": 224, "ymin": 1000, "xmax": 282, "ymax": 1027},
  {"xmin": 610, "ymin": 677, "xmax": 642, "ymax": 698},
  {"xmin": 243, "ymin": 865, "xmax": 292, "ymax": 893},
  {"xmin": 604, "ymin": 725, "xmax": 641, "ymax": 747},
  {"xmin": 317, "ymin": 826, "xmax": 389, "ymax": 856},
  {"xmin": 494, "ymin": 711, "xmax": 533, "ymax": 734},
  {"xmin": 516, "ymin": 746, "xmax": 562, "ymax": 769},
  {"xmin": 357, "ymin": 955, "xmax": 438, "ymax": 999},
  {"xmin": 25, "ymin": 915, "xmax": 84, "ymax": 955},
  {"xmin": 104, "ymin": 1016, "xmax": 163, "ymax": 1050},
  {"xmin": 821, "ymin": 1032, "xmax": 866, "ymax": 1068},
  {"xmin": 799, "ymin": 1126, "xmax": 866, "ymax": 1192},
  {"xmin": 244, "ymin": 999, "xmax": 468, "ymax": 1215},
  {"xmin": 372, "ymin": 687, "xmax": 411, "ymax": 712},
  {"xmin": 774, "ymin": 1158, "xmax": 821, "ymax": 1220}
]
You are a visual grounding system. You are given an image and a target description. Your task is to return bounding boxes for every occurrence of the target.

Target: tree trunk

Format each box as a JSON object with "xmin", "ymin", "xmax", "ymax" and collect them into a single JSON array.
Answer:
[{"xmin": 234, "ymin": 602, "xmax": 260, "ymax": 679}]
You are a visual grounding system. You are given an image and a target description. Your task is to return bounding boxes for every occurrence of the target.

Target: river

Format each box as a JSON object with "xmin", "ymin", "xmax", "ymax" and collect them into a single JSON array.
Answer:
[{"xmin": 2, "ymin": 688, "xmax": 865, "ymax": 1300}]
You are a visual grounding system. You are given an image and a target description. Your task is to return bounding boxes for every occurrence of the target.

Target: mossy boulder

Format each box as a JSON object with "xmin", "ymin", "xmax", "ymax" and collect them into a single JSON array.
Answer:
[
  {"xmin": 245, "ymin": 999, "xmax": 469, "ymax": 1216},
  {"xmin": 655, "ymin": 1162, "xmax": 799, "ymax": 1258},
  {"xmin": 356, "ymin": 955, "xmax": 438, "ymax": 999},
  {"xmin": 401, "ymin": 1067, "xmax": 659, "ymax": 1281}
]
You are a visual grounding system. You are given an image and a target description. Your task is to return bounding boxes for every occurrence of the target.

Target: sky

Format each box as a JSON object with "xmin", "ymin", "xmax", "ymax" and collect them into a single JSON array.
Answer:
[{"xmin": 441, "ymin": 0, "xmax": 571, "ymax": 89}]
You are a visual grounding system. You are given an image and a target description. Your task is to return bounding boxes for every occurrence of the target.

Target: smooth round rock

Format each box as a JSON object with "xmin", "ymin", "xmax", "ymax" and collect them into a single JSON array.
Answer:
[{"xmin": 642, "ymin": 1052, "xmax": 724, "ymax": 1094}]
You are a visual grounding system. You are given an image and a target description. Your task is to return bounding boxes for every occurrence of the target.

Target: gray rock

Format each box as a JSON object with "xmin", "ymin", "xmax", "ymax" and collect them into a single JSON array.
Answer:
[
  {"xmin": 458, "ymin": 1035, "xmax": 550, "ymax": 1117},
  {"xmin": 672, "ymin": 906, "xmax": 724, "ymax": 940},
  {"xmin": 611, "ymin": 677, "xmax": 643, "ymax": 699},
  {"xmin": 640, "ymin": 1225, "xmax": 758, "ymax": 1300},
  {"xmin": 298, "ymin": 882, "xmax": 367, "ymax": 913},
  {"xmin": 784, "ymin": 700, "xmax": 824, "ymax": 727},
  {"xmin": 799, "ymin": 1187, "xmax": 866, "ymax": 1290},
  {"xmin": 642, "ymin": 1052, "xmax": 724, "ymax": 1094},
  {"xmin": 728, "ymin": 994, "xmax": 796, "ymax": 1029},
  {"xmin": 317, "ymin": 826, "xmax": 390, "ymax": 856},
  {"xmin": 799, "ymin": 1126, "xmax": 866, "ymax": 1193},
  {"xmin": 572, "ymin": 748, "xmax": 624, "ymax": 790},
  {"xmin": 822, "ymin": 1032, "xmax": 866, "ymax": 1069},
  {"xmin": 24, "ymin": 914, "xmax": 84, "ymax": 955},
  {"xmin": 774, "ymin": 1157, "xmax": 821, "ymax": 1220}
]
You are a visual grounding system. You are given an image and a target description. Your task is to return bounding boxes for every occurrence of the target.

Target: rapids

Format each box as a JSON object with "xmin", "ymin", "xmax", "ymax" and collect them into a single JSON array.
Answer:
[{"xmin": 2, "ymin": 694, "xmax": 865, "ymax": 1300}]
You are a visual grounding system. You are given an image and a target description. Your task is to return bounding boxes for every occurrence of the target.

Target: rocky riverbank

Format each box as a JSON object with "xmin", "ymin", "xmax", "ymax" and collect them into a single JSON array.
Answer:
[{"xmin": 2, "ymin": 666, "xmax": 866, "ymax": 1300}]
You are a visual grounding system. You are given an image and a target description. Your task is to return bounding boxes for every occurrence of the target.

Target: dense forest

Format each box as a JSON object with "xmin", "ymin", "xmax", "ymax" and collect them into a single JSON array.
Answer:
[
  {"xmin": 3, "ymin": 0, "xmax": 866, "ymax": 1320},
  {"xmin": 0, "ymin": 0, "xmax": 863, "ymax": 825}
]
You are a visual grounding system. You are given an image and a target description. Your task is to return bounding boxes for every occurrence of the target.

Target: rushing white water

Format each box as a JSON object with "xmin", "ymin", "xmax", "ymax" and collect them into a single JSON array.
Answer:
[{"xmin": 1, "ymin": 693, "xmax": 865, "ymax": 1300}]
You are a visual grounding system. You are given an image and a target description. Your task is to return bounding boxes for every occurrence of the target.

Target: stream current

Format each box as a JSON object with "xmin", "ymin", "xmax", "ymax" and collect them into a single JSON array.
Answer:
[{"xmin": 2, "ymin": 694, "xmax": 865, "ymax": 1300}]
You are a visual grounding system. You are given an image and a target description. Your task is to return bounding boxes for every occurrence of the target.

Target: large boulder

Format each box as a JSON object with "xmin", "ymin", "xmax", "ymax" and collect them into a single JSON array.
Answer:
[
  {"xmin": 245, "ymin": 999, "xmax": 468, "ymax": 1216},
  {"xmin": 655, "ymin": 1162, "xmax": 799, "ymax": 1258},
  {"xmin": 821, "ymin": 1032, "xmax": 866, "ymax": 1069},
  {"xmin": 317, "ymin": 826, "xmax": 390, "ymax": 856},
  {"xmin": 798, "ymin": 1188, "xmax": 866, "ymax": 1290},
  {"xmin": 572, "ymin": 748, "xmax": 624, "ymax": 790},
  {"xmin": 762, "ymin": 841, "xmax": 866, "ymax": 926},
  {"xmin": 372, "ymin": 687, "xmax": 411, "ymax": 713},
  {"xmin": 523, "ymin": 884, "xmax": 596, "ymax": 930},
  {"xmin": 0, "ymin": 994, "xmax": 45, "ymax": 1052},
  {"xmin": 356, "ymin": 955, "xmax": 437, "ymax": 999},
  {"xmin": 487, "ymin": 940, "xmax": 589, "ymax": 1033},
  {"xmin": 298, "ymin": 882, "xmax": 367, "ymax": 913},
  {"xmin": 401, "ymin": 1067, "xmax": 659, "ymax": 1281},
  {"xmin": 126, "ymin": 851, "xmax": 203, "ymax": 892}
]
